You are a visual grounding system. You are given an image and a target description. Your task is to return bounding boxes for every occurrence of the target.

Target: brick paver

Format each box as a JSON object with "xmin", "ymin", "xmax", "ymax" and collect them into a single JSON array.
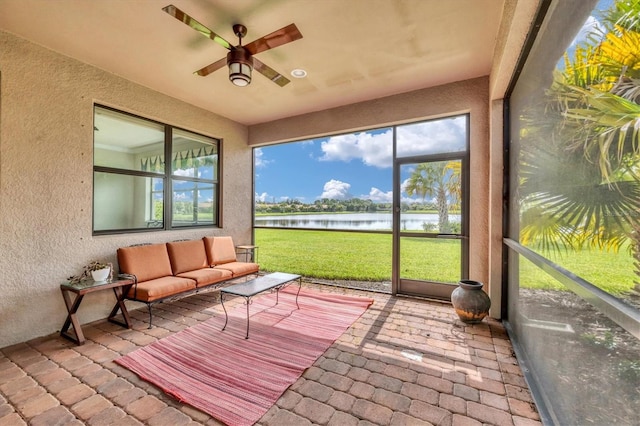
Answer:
[
  {"xmin": 57, "ymin": 383, "xmax": 96, "ymax": 405},
  {"xmin": 70, "ymin": 393, "xmax": 112, "ymax": 420},
  {"xmin": 352, "ymin": 398, "xmax": 394, "ymax": 424},
  {"xmin": 19, "ymin": 393, "xmax": 59, "ymax": 418},
  {"xmin": 328, "ymin": 410, "xmax": 360, "ymax": 426},
  {"xmin": 29, "ymin": 405, "xmax": 75, "ymax": 426},
  {"xmin": 293, "ymin": 397, "xmax": 335, "ymax": 424},
  {"xmin": 147, "ymin": 406, "xmax": 193, "ymax": 426},
  {"xmin": 125, "ymin": 394, "xmax": 167, "ymax": 421},
  {"xmin": 326, "ymin": 390, "xmax": 356, "ymax": 411},
  {"xmin": 297, "ymin": 380, "xmax": 333, "ymax": 402},
  {"xmin": 0, "ymin": 282, "xmax": 540, "ymax": 425}
]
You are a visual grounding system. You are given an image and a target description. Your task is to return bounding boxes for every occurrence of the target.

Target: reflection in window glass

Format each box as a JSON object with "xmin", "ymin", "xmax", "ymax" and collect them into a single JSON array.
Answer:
[
  {"xmin": 94, "ymin": 108, "xmax": 165, "ymax": 173},
  {"xmin": 93, "ymin": 105, "xmax": 220, "ymax": 233},
  {"xmin": 93, "ymin": 173, "xmax": 164, "ymax": 231},
  {"xmin": 172, "ymin": 129, "xmax": 218, "ymax": 180},
  {"xmin": 172, "ymin": 181, "xmax": 215, "ymax": 227}
]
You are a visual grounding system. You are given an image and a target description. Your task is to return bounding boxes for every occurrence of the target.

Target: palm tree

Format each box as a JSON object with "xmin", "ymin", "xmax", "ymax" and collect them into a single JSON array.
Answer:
[
  {"xmin": 518, "ymin": 0, "xmax": 640, "ymax": 282},
  {"xmin": 405, "ymin": 161, "xmax": 460, "ymax": 233}
]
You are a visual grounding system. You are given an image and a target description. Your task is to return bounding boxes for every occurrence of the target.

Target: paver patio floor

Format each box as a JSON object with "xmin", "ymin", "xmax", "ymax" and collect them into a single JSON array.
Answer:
[{"xmin": 0, "ymin": 281, "xmax": 541, "ymax": 425}]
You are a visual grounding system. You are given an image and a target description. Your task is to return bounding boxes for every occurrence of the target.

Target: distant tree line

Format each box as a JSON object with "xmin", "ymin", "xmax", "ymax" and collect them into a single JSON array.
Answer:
[{"xmin": 255, "ymin": 198, "xmax": 441, "ymax": 214}]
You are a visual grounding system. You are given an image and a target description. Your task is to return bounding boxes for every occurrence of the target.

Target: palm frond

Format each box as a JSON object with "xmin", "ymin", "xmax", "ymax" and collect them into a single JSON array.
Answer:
[
  {"xmin": 561, "ymin": 87, "xmax": 640, "ymax": 179},
  {"xmin": 596, "ymin": 26, "xmax": 640, "ymax": 78}
]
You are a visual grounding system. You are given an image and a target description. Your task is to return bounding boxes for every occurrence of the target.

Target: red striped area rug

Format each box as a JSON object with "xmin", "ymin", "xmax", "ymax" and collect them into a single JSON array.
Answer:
[{"xmin": 115, "ymin": 286, "xmax": 374, "ymax": 426}]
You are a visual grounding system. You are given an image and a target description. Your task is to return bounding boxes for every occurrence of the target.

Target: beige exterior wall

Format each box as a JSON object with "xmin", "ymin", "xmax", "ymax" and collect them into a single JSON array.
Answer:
[
  {"xmin": 489, "ymin": 99, "xmax": 505, "ymax": 318},
  {"xmin": 0, "ymin": 31, "xmax": 252, "ymax": 348},
  {"xmin": 249, "ymin": 78, "xmax": 492, "ymax": 296},
  {"xmin": 1, "ymin": 17, "xmax": 516, "ymax": 346}
]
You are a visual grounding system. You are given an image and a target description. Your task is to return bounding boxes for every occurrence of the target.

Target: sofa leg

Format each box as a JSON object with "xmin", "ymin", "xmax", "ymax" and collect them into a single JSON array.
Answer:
[{"xmin": 147, "ymin": 304, "xmax": 153, "ymax": 329}]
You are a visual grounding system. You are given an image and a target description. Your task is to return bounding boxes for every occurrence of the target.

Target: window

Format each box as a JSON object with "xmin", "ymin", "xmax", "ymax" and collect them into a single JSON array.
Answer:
[
  {"xmin": 93, "ymin": 105, "xmax": 220, "ymax": 234},
  {"xmin": 506, "ymin": 1, "xmax": 640, "ymax": 424}
]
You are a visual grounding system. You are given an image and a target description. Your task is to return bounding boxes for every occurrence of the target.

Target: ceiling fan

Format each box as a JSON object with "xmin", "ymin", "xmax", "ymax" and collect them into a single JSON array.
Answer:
[{"xmin": 162, "ymin": 4, "xmax": 303, "ymax": 87}]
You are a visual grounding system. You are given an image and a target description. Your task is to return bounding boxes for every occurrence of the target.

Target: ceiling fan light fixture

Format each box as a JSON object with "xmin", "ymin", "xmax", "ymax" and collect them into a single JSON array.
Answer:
[{"xmin": 227, "ymin": 48, "xmax": 253, "ymax": 87}]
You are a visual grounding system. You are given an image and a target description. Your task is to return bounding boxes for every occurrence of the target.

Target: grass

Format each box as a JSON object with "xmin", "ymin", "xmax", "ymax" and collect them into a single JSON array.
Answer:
[
  {"xmin": 256, "ymin": 229, "xmax": 392, "ymax": 280},
  {"xmin": 255, "ymin": 228, "xmax": 637, "ymax": 296},
  {"xmin": 518, "ymin": 243, "xmax": 636, "ymax": 295}
]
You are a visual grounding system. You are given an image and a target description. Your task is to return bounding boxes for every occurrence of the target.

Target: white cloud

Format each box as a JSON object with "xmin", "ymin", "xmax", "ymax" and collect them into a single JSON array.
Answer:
[
  {"xmin": 400, "ymin": 177, "xmax": 411, "ymax": 195},
  {"xmin": 319, "ymin": 117, "xmax": 466, "ymax": 167},
  {"xmin": 319, "ymin": 130, "xmax": 393, "ymax": 168},
  {"xmin": 254, "ymin": 148, "xmax": 271, "ymax": 168},
  {"xmin": 361, "ymin": 187, "xmax": 393, "ymax": 203},
  {"xmin": 396, "ymin": 116, "xmax": 466, "ymax": 157},
  {"xmin": 255, "ymin": 192, "xmax": 269, "ymax": 202},
  {"xmin": 571, "ymin": 15, "xmax": 603, "ymax": 47},
  {"xmin": 173, "ymin": 169, "xmax": 193, "ymax": 177},
  {"xmin": 320, "ymin": 179, "xmax": 352, "ymax": 200}
]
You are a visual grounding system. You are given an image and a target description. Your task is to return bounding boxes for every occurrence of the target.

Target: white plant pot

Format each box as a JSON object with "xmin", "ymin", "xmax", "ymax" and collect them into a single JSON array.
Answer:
[{"xmin": 91, "ymin": 267, "xmax": 110, "ymax": 282}]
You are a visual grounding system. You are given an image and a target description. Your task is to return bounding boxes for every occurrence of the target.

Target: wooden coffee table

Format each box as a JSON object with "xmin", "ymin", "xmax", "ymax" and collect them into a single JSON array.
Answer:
[{"xmin": 220, "ymin": 272, "xmax": 301, "ymax": 339}]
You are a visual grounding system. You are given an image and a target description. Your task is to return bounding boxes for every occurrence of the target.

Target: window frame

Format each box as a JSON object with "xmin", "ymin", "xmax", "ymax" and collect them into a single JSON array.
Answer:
[{"xmin": 92, "ymin": 104, "xmax": 221, "ymax": 235}]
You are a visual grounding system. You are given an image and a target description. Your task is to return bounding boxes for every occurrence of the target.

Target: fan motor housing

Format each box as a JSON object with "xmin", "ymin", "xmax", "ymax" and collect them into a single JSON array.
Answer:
[{"xmin": 227, "ymin": 48, "xmax": 253, "ymax": 68}]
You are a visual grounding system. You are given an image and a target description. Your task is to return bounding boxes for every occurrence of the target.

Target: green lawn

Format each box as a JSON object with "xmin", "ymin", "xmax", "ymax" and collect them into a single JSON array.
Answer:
[
  {"xmin": 255, "ymin": 229, "xmax": 393, "ymax": 280},
  {"xmin": 255, "ymin": 228, "xmax": 636, "ymax": 296},
  {"xmin": 518, "ymin": 243, "xmax": 635, "ymax": 295}
]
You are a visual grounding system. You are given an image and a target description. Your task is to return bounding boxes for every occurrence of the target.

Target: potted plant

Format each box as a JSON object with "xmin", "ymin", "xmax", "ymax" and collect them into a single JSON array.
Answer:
[{"xmin": 68, "ymin": 261, "xmax": 112, "ymax": 283}]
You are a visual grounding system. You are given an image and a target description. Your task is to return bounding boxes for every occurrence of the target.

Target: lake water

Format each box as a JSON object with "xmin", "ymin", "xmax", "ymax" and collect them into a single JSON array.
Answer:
[{"xmin": 255, "ymin": 213, "xmax": 461, "ymax": 231}]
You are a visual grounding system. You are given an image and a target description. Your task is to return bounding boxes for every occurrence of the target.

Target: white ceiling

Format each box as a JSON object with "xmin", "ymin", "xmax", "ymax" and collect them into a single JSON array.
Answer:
[{"xmin": 0, "ymin": 0, "xmax": 507, "ymax": 126}]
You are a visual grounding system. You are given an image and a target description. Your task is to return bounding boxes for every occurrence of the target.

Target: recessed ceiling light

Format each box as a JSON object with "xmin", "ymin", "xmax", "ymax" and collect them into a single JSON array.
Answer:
[{"xmin": 291, "ymin": 69, "xmax": 307, "ymax": 78}]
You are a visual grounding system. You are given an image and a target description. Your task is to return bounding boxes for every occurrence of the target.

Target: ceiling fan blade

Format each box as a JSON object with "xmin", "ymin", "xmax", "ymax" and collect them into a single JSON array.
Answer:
[
  {"xmin": 253, "ymin": 58, "xmax": 290, "ymax": 87},
  {"xmin": 244, "ymin": 23, "xmax": 303, "ymax": 55},
  {"xmin": 194, "ymin": 57, "xmax": 228, "ymax": 77},
  {"xmin": 162, "ymin": 4, "xmax": 233, "ymax": 50}
]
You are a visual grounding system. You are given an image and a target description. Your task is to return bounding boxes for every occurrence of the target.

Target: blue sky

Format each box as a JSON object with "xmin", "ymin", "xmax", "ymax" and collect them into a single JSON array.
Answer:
[
  {"xmin": 254, "ymin": 116, "xmax": 466, "ymax": 204},
  {"xmin": 254, "ymin": 131, "xmax": 393, "ymax": 204},
  {"xmin": 255, "ymin": 0, "xmax": 614, "ymax": 205}
]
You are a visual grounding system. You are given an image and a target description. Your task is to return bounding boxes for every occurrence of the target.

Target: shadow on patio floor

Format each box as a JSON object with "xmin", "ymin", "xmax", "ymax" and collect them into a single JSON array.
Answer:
[{"xmin": 0, "ymin": 281, "xmax": 541, "ymax": 425}]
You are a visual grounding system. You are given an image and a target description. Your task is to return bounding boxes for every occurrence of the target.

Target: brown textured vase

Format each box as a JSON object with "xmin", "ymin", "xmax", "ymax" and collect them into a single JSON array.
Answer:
[{"xmin": 451, "ymin": 280, "xmax": 491, "ymax": 323}]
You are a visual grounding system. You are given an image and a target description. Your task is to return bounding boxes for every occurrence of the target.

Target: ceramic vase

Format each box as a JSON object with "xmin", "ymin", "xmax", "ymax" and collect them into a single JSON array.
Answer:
[
  {"xmin": 91, "ymin": 267, "xmax": 110, "ymax": 282},
  {"xmin": 451, "ymin": 280, "xmax": 491, "ymax": 323}
]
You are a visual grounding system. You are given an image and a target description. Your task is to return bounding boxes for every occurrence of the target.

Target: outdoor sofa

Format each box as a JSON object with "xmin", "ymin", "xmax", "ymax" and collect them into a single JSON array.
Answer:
[{"xmin": 117, "ymin": 236, "xmax": 259, "ymax": 327}]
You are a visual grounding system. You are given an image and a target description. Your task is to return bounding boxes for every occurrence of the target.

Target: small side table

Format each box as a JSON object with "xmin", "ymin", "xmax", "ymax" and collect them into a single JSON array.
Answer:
[
  {"xmin": 59, "ymin": 276, "xmax": 135, "ymax": 345},
  {"xmin": 236, "ymin": 244, "xmax": 258, "ymax": 263}
]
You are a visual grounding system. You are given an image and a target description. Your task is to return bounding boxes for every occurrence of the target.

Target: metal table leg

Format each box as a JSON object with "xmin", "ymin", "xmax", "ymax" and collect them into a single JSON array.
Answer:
[
  {"xmin": 245, "ymin": 296, "xmax": 250, "ymax": 339},
  {"xmin": 220, "ymin": 292, "xmax": 229, "ymax": 331},
  {"xmin": 295, "ymin": 276, "xmax": 302, "ymax": 309}
]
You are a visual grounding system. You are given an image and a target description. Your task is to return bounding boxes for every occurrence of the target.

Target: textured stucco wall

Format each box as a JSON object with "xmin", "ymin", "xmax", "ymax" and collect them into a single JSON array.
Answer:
[
  {"xmin": 489, "ymin": 99, "xmax": 504, "ymax": 318},
  {"xmin": 0, "ymin": 30, "xmax": 252, "ymax": 348},
  {"xmin": 248, "ymin": 78, "xmax": 492, "ymax": 302}
]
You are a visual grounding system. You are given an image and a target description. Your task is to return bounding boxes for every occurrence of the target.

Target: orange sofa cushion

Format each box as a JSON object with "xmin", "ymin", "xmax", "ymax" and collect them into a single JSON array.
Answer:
[
  {"xmin": 177, "ymin": 268, "xmax": 232, "ymax": 288},
  {"xmin": 203, "ymin": 236, "xmax": 237, "ymax": 266},
  {"xmin": 214, "ymin": 262, "xmax": 259, "ymax": 277},
  {"xmin": 167, "ymin": 239, "xmax": 208, "ymax": 275},
  {"xmin": 117, "ymin": 243, "xmax": 173, "ymax": 283},
  {"xmin": 126, "ymin": 276, "xmax": 196, "ymax": 302}
]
